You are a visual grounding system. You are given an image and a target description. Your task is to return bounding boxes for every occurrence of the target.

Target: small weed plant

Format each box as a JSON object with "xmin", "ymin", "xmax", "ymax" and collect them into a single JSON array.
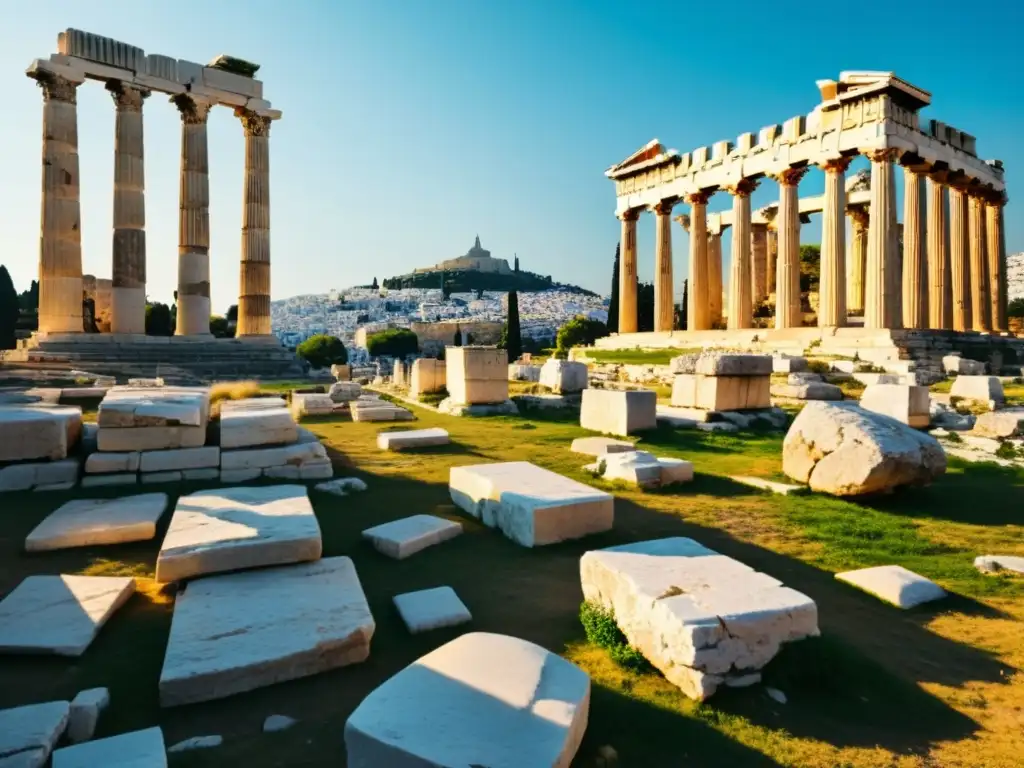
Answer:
[{"xmin": 579, "ymin": 601, "xmax": 650, "ymax": 671}]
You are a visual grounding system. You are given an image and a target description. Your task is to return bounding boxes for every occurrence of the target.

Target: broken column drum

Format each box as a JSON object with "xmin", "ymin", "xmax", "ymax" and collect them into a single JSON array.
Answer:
[
  {"xmin": 236, "ymin": 110, "xmax": 273, "ymax": 337},
  {"xmin": 174, "ymin": 95, "xmax": 213, "ymax": 337}
]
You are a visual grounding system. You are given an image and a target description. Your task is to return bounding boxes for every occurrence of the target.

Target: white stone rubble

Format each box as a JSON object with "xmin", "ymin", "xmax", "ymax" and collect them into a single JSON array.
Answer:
[
  {"xmin": 587, "ymin": 451, "xmax": 693, "ymax": 488},
  {"xmin": 26, "ymin": 493, "xmax": 169, "ymax": 552},
  {"xmin": 570, "ymin": 436, "xmax": 636, "ymax": 456},
  {"xmin": 67, "ymin": 688, "xmax": 110, "ymax": 744},
  {"xmin": 0, "ymin": 700, "xmax": 69, "ymax": 768},
  {"xmin": 942, "ymin": 355, "xmax": 986, "ymax": 375},
  {"xmin": 836, "ymin": 565, "xmax": 946, "ymax": 608},
  {"xmin": 393, "ymin": 586, "xmax": 472, "ymax": 633},
  {"xmin": 972, "ymin": 409, "xmax": 1024, "ymax": 438},
  {"xmin": 263, "ymin": 715, "xmax": 298, "ymax": 733},
  {"xmin": 859, "ymin": 384, "xmax": 930, "ymax": 428},
  {"xmin": 328, "ymin": 381, "xmax": 362, "ymax": 403},
  {"xmin": 362, "ymin": 515, "xmax": 462, "ymax": 559},
  {"xmin": 974, "ymin": 555, "xmax": 1024, "ymax": 575},
  {"xmin": 314, "ymin": 477, "xmax": 368, "ymax": 496}
]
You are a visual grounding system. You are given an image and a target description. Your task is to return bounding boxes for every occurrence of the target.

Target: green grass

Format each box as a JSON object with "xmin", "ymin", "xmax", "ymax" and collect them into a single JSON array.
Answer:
[{"xmin": 580, "ymin": 347, "xmax": 700, "ymax": 366}]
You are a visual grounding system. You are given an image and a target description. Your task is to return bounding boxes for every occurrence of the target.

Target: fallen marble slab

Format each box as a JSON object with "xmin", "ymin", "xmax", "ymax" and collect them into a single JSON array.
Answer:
[
  {"xmin": 345, "ymin": 632, "xmax": 589, "ymax": 767},
  {"xmin": 0, "ymin": 700, "xmax": 70, "ymax": 768},
  {"xmin": 67, "ymin": 687, "xmax": 109, "ymax": 744},
  {"xmin": 728, "ymin": 476, "xmax": 807, "ymax": 495},
  {"xmin": 220, "ymin": 396, "xmax": 288, "ymax": 412},
  {"xmin": 974, "ymin": 555, "xmax": 1024, "ymax": 575},
  {"xmin": 219, "ymin": 406, "xmax": 298, "ymax": 449},
  {"xmin": 770, "ymin": 382, "xmax": 844, "ymax": 401},
  {"xmin": 291, "ymin": 393, "xmax": 335, "ymax": 420},
  {"xmin": 450, "ymin": 461, "xmax": 614, "ymax": 547},
  {"xmin": 586, "ymin": 451, "xmax": 693, "ymax": 488},
  {"xmin": 835, "ymin": 565, "xmax": 946, "ymax": 608},
  {"xmin": 159, "ymin": 557, "xmax": 374, "ymax": 707},
  {"xmin": 156, "ymin": 484, "xmax": 322, "ymax": 583},
  {"xmin": 376, "ymin": 427, "xmax": 450, "ymax": 451},
  {"xmin": 580, "ymin": 537, "xmax": 819, "ymax": 700},
  {"xmin": 51, "ymin": 726, "xmax": 166, "ymax": 768},
  {"xmin": 98, "ymin": 388, "xmax": 208, "ymax": 428},
  {"xmin": 569, "ymin": 436, "xmax": 636, "ymax": 456},
  {"xmin": 25, "ymin": 493, "xmax": 169, "ymax": 552},
  {"xmin": 362, "ymin": 515, "xmax": 463, "ymax": 559},
  {"xmin": 393, "ymin": 586, "xmax": 472, "ymax": 634},
  {"xmin": 0, "ymin": 575, "xmax": 136, "ymax": 656},
  {"xmin": 167, "ymin": 735, "xmax": 223, "ymax": 753},
  {"xmin": 351, "ymin": 401, "xmax": 415, "ymax": 422}
]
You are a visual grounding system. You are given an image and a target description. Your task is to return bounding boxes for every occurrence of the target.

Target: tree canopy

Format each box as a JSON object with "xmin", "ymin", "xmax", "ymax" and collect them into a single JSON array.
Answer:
[
  {"xmin": 556, "ymin": 315, "xmax": 607, "ymax": 355},
  {"xmin": 499, "ymin": 290, "xmax": 523, "ymax": 361},
  {"xmin": 607, "ymin": 243, "xmax": 620, "ymax": 334},
  {"xmin": 0, "ymin": 266, "xmax": 19, "ymax": 350},
  {"xmin": 296, "ymin": 334, "xmax": 348, "ymax": 369},
  {"xmin": 367, "ymin": 328, "xmax": 418, "ymax": 358},
  {"xmin": 145, "ymin": 302, "xmax": 174, "ymax": 336}
]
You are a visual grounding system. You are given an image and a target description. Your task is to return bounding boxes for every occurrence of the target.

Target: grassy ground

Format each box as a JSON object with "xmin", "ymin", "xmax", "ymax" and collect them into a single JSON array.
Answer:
[
  {"xmin": 2, "ymin": 403, "xmax": 1023, "ymax": 766},
  {"xmin": 580, "ymin": 348, "xmax": 701, "ymax": 366}
]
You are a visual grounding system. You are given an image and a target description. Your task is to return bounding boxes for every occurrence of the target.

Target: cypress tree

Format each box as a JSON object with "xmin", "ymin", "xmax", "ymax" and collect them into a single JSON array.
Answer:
[
  {"xmin": 453, "ymin": 323, "xmax": 463, "ymax": 347},
  {"xmin": 506, "ymin": 290, "xmax": 522, "ymax": 362},
  {"xmin": 607, "ymin": 243, "xmax": 620, "ymax": 333},
  {"xmin": 0, "ymin": 266, "xmax": 19, "ymax": 349}
]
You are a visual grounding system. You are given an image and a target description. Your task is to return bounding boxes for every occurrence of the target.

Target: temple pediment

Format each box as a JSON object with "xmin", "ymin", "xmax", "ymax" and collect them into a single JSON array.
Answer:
[{"xmin": 605, "ymin": 139, "xmax": 677, "ymax": 179}]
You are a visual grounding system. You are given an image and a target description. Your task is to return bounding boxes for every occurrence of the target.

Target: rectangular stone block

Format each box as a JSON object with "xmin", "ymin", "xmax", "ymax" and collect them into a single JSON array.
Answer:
[
  {"xmin": 299, "ymin": 459, "xmax": 333, "ymax": 480},
  {"xmin": 182, "ymin": 468, "xmax": 220, "ymax": 481},
  {"xmin": 671, "ymin": 374, "xmax": 770, "ymax": 411},
  {"xmin": 0, "ymin": 406, "xmax": 72, "ymax": 461},
  {"xmin": 362, "ymin": 515, "xmax": 463, "ymax": 559},
  {"xmin": 220, "ymin": 407, "xmax": 298, "ymax": 449},
  {"xmin": 84, "ymin": 451, "xmax": 140, "ymax": 474},
  {"xmin": 694, "ymin": 353, "xmax": 773, "ymax": 376},
  {"xmin": 139, "ymin": 446, "xmax": 220, "ymax": 473},
  {"xmin": 0, "ymin": 458, "xmax": 79, "ymax": 492},
  {"xmin": 52, "ymin": 727, "xmax": 166, "ymax": 768},
  {"xmin": 450, "ymin": 461, "xmax": 613, "ymax": 547},
  {"xmin": 99, "ymin": 387, "xmax": 209, "ymax": 428},
  {"xmin": 950, "ymin": 375, "xmax": 1004, "ymax": 407},
  {"xmin": 97, "ymin": 425, "xmax": 206, "ymax": 452},
  {"xmin": 81, "ymin": 473, "xmax": 138, "ymax": 488},
  {"xmin": 202, "ymin": 66, "xmax": 263, "ymax": 98},
  {"xmin": 58, "ymin": 28, "xmax": 145, "ymax": 71},
  {"xmin": 410, "ymin": 359, "xmax": 446, "ymax": 397},
  {"xmin": 377, "ymin": 428, "xmax": 449, "ymax": 451},
  {"xmin": 221, "ymin": 441, "xmax": 326, "ymax": 470},
  {"xmin": 141, "ymin": 471, "xmax": 183, "ymax": 484},
  {"xmin": 859, "ymin": 384, "xmax": 930, "ymax": 428},
  {"xmin": 446, "ymin": 347, "xmax": 508, "ymax": 405},
  {"xmin": 290, "ymin": 393, "xmax": 334, "ymax": 420},
  {"xmin": 26, "ymin": 493, "xmax": 168, "ymax": 552},
  {"xmin": 220, "ymin": 468, "xmax": 261, "ymax": 483},
  {"xmin": 580, "ymin": 389, "xmax": 656, "ymax": 437}
]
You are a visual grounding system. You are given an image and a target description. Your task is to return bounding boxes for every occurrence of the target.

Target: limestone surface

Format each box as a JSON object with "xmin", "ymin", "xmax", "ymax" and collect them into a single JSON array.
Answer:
[
  {"xmin": 588, "ymin": 451, "xmax": 693, "ymax": 488},
  {"xmin": 0, "ymin": 575, "xmax": 135, "ymax": 656},
  {"xmin": 26, "ymin": 493, "xmax": 169, "ymax": 552},
  {"xmin": 446, "ymin": 346, "xmax": 508, "ymax": 405},
  {"xmin": 770, "ymin": 382, "xmax": 844, "ymax": 401},
  {"xmin": 345, "ymin": 632, "xmax": 589, "ymax": 767},
  {"xmin": 972, "ymin": 409, "xmax": 1024, "ymax": 438},
  {"xmin": 580, "ymin": 388, "xmax": 657, "ymax": 437},
  {"xmin": 508, "ymin": 363, "xmax": 541, "ymax": 382},
  {"xmin": 450, "ymin": 461, "xmax": 613, "ymax": 547},
  {"xmin": 219, "ymin": 407, "xmax": 298, "ymax": 449},
  {"xmin": 85, "ymin": 450, "xmax": 140, "ymax": 474},
  {"xmin": 0, "ymin": 406, "xmax": 75, "ymax": 462},
  {"xmin": 942, "ymin": 355, "xmax": 985, "ymax": 375},
  {"xmin": 859, "ymin": 384, "xmax": 930, "ymax": 428},
  {"xmin": 393, "ymin": 586, "xmax": 472, "ymax": 634},
  {"xmin": 98, "ymin": 388, "xmax": 208, "ymax": 428},
  {"xmin": 67, "ymin": 688, "xmax": 109, "ymax": 744},
  {"xmin": 97, "ymin": 425, "xmax": 206, "ymax": 452},
  {"xmin": 772, "ymin": 356, "xmax": 808, "ymax": 373},
  {"xmin": 139, "ymin": 446, "xmax": 219, "ymax": 472},
  {"xmin": 975, "ymin": 555, "xmax": 1024, "ymax": 574},
  {"xmin": 950, "ymin": 375, "xmax": 1004, "ymax": 407},
  {"xmin": 220, "ymin": 441, "xmax": 326, "ymax": 471},
  {"xmin": 409, "ymin": 359, "xmax": 445, "ymax": 397},
  {"xmin": 783, "ymin": 401, "xmax": 946, "ymax": 495},
  {"xmin": 539, "ymin": 359, "xmax": 589, "ymax": 394},
  {"xmin": 672, "ymin": 374, "xmax": 771, "ymax": 410},
  {"xmin": 836, "ymin": 565, "xmax": 947, "ymax": 608},
  {"xmin": 581, "ymin": 538, "xmax": 819, "ymax": 699},
  {"xmin": 351, "ymin": 401, "xmax": 415, "ymax": 422},
  {"xmin": 377, "ymin": 427, "xmax": 449, "ymax": 451},
  {"xmin": 0, "ymin": 458, "xmax": 80, "ymax": 493},
  {"xmin": 159, "ymin": 557, "xmax": 374, "ymax": 707},
  {"xmin": 50, "ymin": 726, "xmax": 166, "ymax": 767},
  {"xmin": 0, "ymin": 700, "xmax": 69, "ymax": 768},
  {"xmin": 291, "ymin": 393, "xmax": 334, "ymax": 419},
  {"xmin": 328, "ymin": 381, "xmax": 362, "ymax": 403},
  {"xmin": 570, "ymin": 436, "xmax": 636, "ymax": 456},
  {"xmin": 156, "ymin": 485, "xmax": 322, "ymax": 583},
  {"xmin": 694, "ymin": 353, "xmax": 773, "ymax": 376},
  {"xmin": 362, "ymin": 515, "xmax": 463, "ymax": 559}
]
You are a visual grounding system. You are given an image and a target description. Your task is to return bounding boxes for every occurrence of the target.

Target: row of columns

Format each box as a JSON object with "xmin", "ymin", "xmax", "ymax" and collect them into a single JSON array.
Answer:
[
  {"xmin": 30, "ymin": 70, "xmax": 275, "ymax": 338},
  {"xmin": 617, "ymin": 150, "xmax": 1007, "ymax": 334}
]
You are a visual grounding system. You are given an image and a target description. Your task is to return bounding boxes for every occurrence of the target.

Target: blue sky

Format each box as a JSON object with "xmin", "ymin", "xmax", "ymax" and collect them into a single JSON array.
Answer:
[{"xmin": 1, "ymin": 0, "xmax": 1020, "ymax": 312}]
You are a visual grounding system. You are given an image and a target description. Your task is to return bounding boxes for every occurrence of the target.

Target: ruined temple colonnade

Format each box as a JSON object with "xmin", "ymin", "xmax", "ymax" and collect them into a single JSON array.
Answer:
[
  {"xmin": 27, "ymin": 28, "xmax": 281, "ymax": 339},
  {"xmin": 607, "ymin": 72, "xmax": 1008, "ymax": 335}
]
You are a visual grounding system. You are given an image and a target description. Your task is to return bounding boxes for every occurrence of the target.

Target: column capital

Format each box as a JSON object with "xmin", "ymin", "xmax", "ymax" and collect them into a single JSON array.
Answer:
[
  {"xmin": 673, "ymin": 214, "xmax": 690, "ymax": 232},
  {"xmin": 30, "ymin": 71, "xmax": 80, "ymax": 104},
  {"xmin": 616, "ymin": 208, "xmax": 641, "ymax": 222},
  {"xmin": 650, "ymin": 198, "xmax": 677, "ymax": 216},
  {"xmin": 684, "ymin": 190, "xmax": 713, "ymax": 206},
  {"xmin": 235, "ymin": 108, "xmax": 273, "ymax": 138},
  {"xmin": 106, "ymin": 81, "xmax": 149, "ymax": 112},
  {"xmin": 847, "ymin": 206, "xmax": 870, "ymax": 228},
  {"xmin": 862, "ymin": 147, "xmax": 901, "ymax": 164},
  {"xmin": 725, "ymin": 178, "xmax": 759, "ymax": 197},
  {"xmin": 172, "ymin": 94, "xmax": 213, "ymax": 125},
  {"xmin": 818, "ymin": 156, "xmax": 853, "ymax": 174},
  {"xmin": 770, "ymin": 167, "xmax": 808, "ymax": 187}
]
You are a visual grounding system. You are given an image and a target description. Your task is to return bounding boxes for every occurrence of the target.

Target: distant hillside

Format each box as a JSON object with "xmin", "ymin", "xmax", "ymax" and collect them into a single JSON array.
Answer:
[{"xmin": 382, "ymin": 269, "xmax": 598, "ymax": 297}]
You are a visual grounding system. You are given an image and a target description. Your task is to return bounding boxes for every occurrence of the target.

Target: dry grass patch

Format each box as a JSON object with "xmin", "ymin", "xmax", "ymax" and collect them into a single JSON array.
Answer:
[{"xmin": 209, "ymin": 380, "xmax": 262, "ymax": 403}]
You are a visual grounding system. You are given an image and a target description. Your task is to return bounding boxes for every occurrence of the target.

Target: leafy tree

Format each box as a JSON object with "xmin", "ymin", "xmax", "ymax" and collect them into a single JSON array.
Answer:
[
  {"xmin": 366, "ymin": 328, "xmax": 419, "ymax": 358},
  {"xmin": 1008, "ymin": 298, "xmax": 1024, "ymax": 318},
  {"xmin": 209, "ymin": 315, "xmax": 231, "ymax": 338},
  {"xmin": 0, "ymin": 266, "xmax": 19, "ymax": 349},
  {"xmin": 607, "ymin": 243, "xmax": 620, "ymax": 334},
  {"xmin": 226, "ymin": 304, "xmax": 238, "ymax": 324},
  {"xmin": 297, "ymin": 334, "xmax": 348, "ymax": 369},
  {"xmin": 500, "ymin": 290, "xmax": 523, "ymax": 362},
  {"xmin": 145, "ymin": 301, "xmax": 173, "ymax": 336},
  {"xmin": 800, "ymin": 244, "xmax": 821, "ymax": 293},
  {"xmin": 637, "ymin": 281, "xmax": 655, "ymax": 332},
  {"xmin": 18, "ymin": 279, "xmax": 39, "ymax": 312},
  {"xmin": 556, "ymin": 316, "xmax": 607, "ymax": 355}
]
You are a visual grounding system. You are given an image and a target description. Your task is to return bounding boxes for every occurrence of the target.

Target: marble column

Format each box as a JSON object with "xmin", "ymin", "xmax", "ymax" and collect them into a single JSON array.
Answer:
[
  {"xmin": 773, "ymin": 168, "xmax": 806, "ymax": 329},
  {"xmin": 927, "ymin": 178, "xmax": 951, "ymax": 329},
  {"xmin": 236, "ymin": 110, "xmax": 274, "ymax": 337},
  {"xmin": 173, "ymin": 95, "xmax": 213, "ymax": 336},
  {"xmin": 901, "ymin": 166, "xmax": 928, "ymax": 329},
  {"xmin": 766, "ymin": 225, "xmax": 778, "ymax": 296},
  {"xmin": 948, "ymin": 185, "xmax": 972, "ymax": 332},
  {"xmin": 617, "ymin": 209, "xmax": 639, "ymax": 334},
  {"xmin": 29, "ymin": 71, "xmax": 83, "ymax": 334},
  {"xmin": 652, "ymin": 200, "xmax": 675, "ymax": 332},
  {"xmin": 986, "ymin": 194, "xmax": 1008, "ymax": 331},
  {"xmin": 107, "ymin": 82, "xmax": 148, "ymax": 335},
  {"xmin": 968, "ymin": 192, "xmax": 991, "ymax": 331},
  {"xmin": 863, "ymin": 149, "xmax": 900, "ymax": 329},
  {"xmin": 846, "ymin": 208, "xmax": 869, "ymax": 314},
  {"xmin": 751, "ymin": 223, "xmax": 768, "ymax": 304},
  {"xmin": 727, "ymin": 179, "xmax": 757, "ymax": 329},
  {"xmin": 818, "ymin": 158, "xmax": 850, "ymax": 327},
  {"xmin": 686, "ymin": 192, "xmax": 712, "ymax": 331},
  {"xmin": 708, "ymin": 232, "xmax": 723, "ymax": 327}
]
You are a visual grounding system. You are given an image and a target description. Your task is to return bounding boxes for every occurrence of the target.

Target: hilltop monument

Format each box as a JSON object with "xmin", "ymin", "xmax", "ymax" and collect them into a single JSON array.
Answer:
[{"xmin": 415, "ymin": 236, "xmax": 512, "ymax": 275}]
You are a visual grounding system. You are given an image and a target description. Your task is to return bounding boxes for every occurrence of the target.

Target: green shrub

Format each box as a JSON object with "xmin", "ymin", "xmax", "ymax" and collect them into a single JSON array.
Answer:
[
  {"xmin": 995, "ymin": 442, "xmax": 1019, "ymax": 460},
  {"xmin": 367, "ymin": 328, "xmax": 418, "ymax": 358},
  {"xmin": 807, "ymin": 359, "xmax": 830, "ymax": 375},
  {"xmin": 579, "ymin": 601, "xmax": 649, "ymax": 671},
  {"xmin": 296, "ymin": 334, "xmax": 348, "ymax": 369},
  {"xmin": 418, "ymin": 389, "xmax": 447, "ymax": 406},
  {"xmin": 556, "ymin": 316, "xmax": 607, "ymax": 355},
  {"xmin": 944, "ymin": 431, "xmax": 963, "ymax": 443}
]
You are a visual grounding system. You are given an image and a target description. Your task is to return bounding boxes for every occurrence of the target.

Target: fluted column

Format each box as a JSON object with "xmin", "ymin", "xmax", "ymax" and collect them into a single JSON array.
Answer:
[
  {"xmin": 766, "ymin": 225, "xmax": 778, "ymax": 296},
  {"xmin": 617, "ymin": 209, "xmax": 639, "ymax": 333},
  {"xmin": 236, "ymin": 110, "xmax": 274, "ymax": 337},
  {"xmin": 818, "ymin": 158, "xmax": 850, "ymax": 327},
  {"xmin": 846, "ymin": 208, "xmax": 869, "ymax": 314},
  {"xmin": 968, "ymin": 192, "xmax": 991, "ymax": 331},
  {"xmin": 751, "ymin": 223, "xmax": 768, "ymax": 304},
  {"xmin": 29, "ymin": 71, "xmax": 83, "ymax": 334},
  {"xmin": 773, "ymin": 168, "xmax": 806, "ymax": 328},
  {"xmin": 107, "ymin": 82, "xmax": 148, "ymax": 335},
  {"xmin": 927, "ymin": 178, "xmax": 951, "ymax": 329},
  {"xmin": 987, "ymin": 193, "xmax": 1008, "ymax": 331},
  {"xmin": 727, "ymin": 179, "xmax": 757, "ymax": 329},
  {"xmin": 901, "ymin": 166, "xmax": 928, "ymax": 329},
  {"xmin": 652, "ymin": 200, "xmax": 675, "ymax": 332},
  {"xmin": 708, "ymin": 232, "xmax": 723, "ymax": 327},
  {"xmin": 686, "ymin": 192, "xmax": 712, "ymax": 331},
  {"xmin": 949, "ymin": 185, "xmax": 972, "ymax": 332},
  {"xmin": 864, "ymin": 149, "xmax": 900, "ymax": 329},
  {"xmin": 173, "ymin": 95, "xmax": 213, "ymax": 336}
]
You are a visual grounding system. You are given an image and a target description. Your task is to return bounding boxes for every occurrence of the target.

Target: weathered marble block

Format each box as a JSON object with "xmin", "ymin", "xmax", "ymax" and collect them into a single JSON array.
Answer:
[
  {"xmin": 0, "ymin": 406, "xmax": 80, "ymax": 462},
  {"xmin": 772, "ymin": 356, "xmax": 808, "ymax": 373},
  {"xmin": 155, "ymin": 485, "xmax": 322, "ymax": 583},
  {"xmin": 570, "ymin": 436, "xmax": 636, "ymax": 456},
  {"xmin": 97, "ymin": 425, "xmax": 206, "ymax": 452},
  {"xmin": 362, "ymin": 515, "xmax": 463, "ymax": 559},
  {"xmin": 972, "ymin": 409, "xmax": 1024, "ymax": 438},
  {"xmin": 0, "ymin": 575, "xmax": 136, "ymax": 656},
  {"xmin": 949, "ymin": 375, "xmax": 1004, "ymax": 407},
  {"xmin": 694, "ymin": 353, "xmax": 773, "ymax": 377},
  {"xmin": 857, "ymin": 383, "xmax": 929, "ymax": 428},
  {"xmin": 26, "ymin": 493, "xmax": 168, "ymax": 552},
  {"xmin": 539, "ymin": 359, "xmax": 588, "ymax": 394},
  {"xmin": 290, "ymin": 393, "xmax": 334, "ymax": 420},
  {"xmin": 139, "ymin": 446, "xmax": 220, "ymax": 473},
  {"xmin": 350, "ymin": 401, "xmax": 415, "ymax": 422},
  {"xmin": 329, "ymin": 381, "xmax": 362, "ymax": 403},
  {"xmin": 392, "ymin": 586, "xmax": 472, "ymax": 634},
  {"xmin": 410, "ymin": 358, "xmax": 446, "ymax": 397},
  {"xmin": 580, "ymin": 388, "xmax": 656, "ymax": 436},
  {"xmin": 450, "ymin": 461, "xmax": 613, "ymax": 547},
  {"xmin": 587, "ymin": 451, "xmax": 693, "ymax": 488},
  {"xmin": 0, "ymin": 700, "xmax": 70, "ymax": 768},
  {"xmin": 581, "ymin": 538, "xmax": 818, "ymax": 699},
  {"xmin": 85, "ymin": 450, "xmax": 140, "ymax": 474},
  {"xmin": 508, "ymin": 363, "xmax": 541, "ymax": 382},
  {"xmin": 345, "ymin": 633, "xmax": 589, "ymax": 767},
  {"xmin": 220, "ymin": 407, "xmax": 298, "ymax": 449},
  {"xmin": 160, "ymin": 557, "xmax": 374, "ymax": 707},
  {"xmin": 0, "ymin": 458, "xmax": 79, "ymax": 492},
  {"xmin": 942, "ymin": 355, "xmax": 985, "ymax": 375},
  {"xmin": 770, "ymin": 382, "xmax": 844, "ymax": 401},
  {"xmin": 836, "ymin": 565, "xmax": 946, "ymax": 608},
  {"xmin": 446, "ymin": 346, "xmax": 508, "ymax": 405},
  {"xmin": 67, "ymin": 687, "xmax": 109, "ymax": 744},
  {"xmin": 51, "ymin": 726, "xmax": 166, "ymax": 768},
  {"xmin": 376, "ymin": 427, "xmax": 449, "ymax": 451},
  {"xmin": 220, "ymin": 440, "xmax": 326, "ymax": 470},
  {"xmin": 672, "ymin": 374, "xmax": 771, "ymax": 410},
  {"xmin": 98, "ymin": 389, "xmax": 208, "ymax": 428}
]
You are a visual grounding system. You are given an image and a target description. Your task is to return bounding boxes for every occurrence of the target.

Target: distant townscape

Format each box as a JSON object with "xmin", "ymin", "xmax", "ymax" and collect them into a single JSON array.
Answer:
[{"xmin": 1006, "ymin": 252, "xmax": 1024, "ymax": 302}]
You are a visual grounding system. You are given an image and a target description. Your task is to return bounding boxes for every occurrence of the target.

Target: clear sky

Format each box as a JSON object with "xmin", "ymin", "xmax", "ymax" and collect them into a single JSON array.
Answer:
[{"xmin": 1, "ymin": 0, "xmax": 1020, "ymax": 313}]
